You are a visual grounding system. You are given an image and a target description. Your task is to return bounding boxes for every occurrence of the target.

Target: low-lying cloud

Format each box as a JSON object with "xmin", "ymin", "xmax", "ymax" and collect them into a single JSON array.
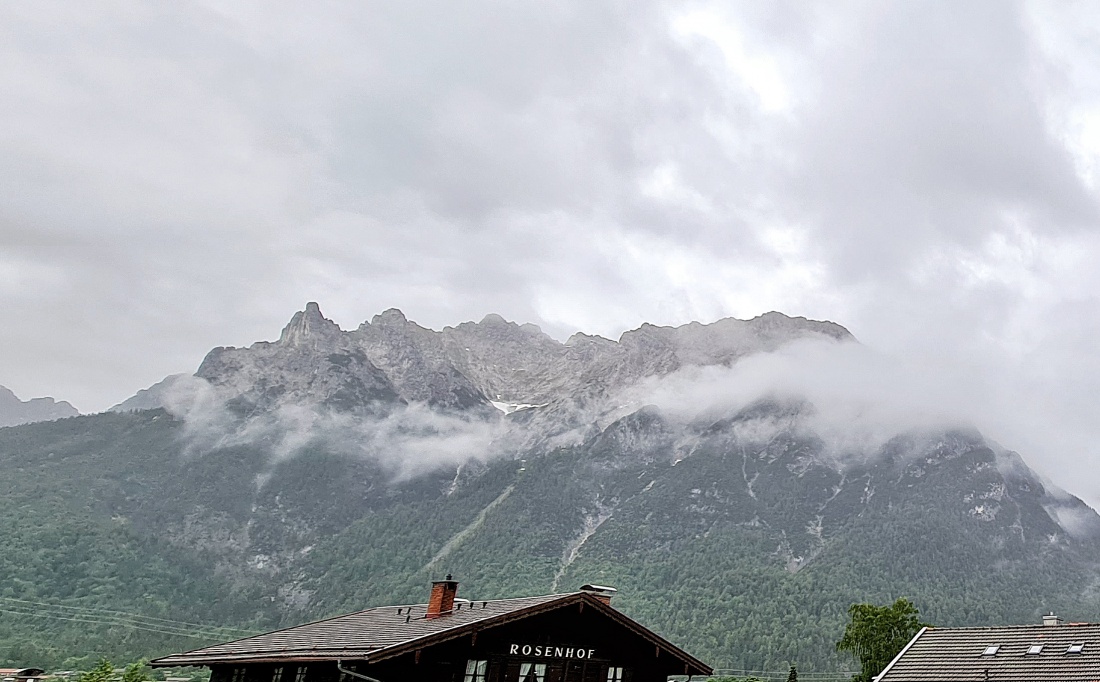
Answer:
[
  {"xmin": 622, "ymin": 336, "xmax": 1100, "ymax": 506},
  {"xmin": 160, "ymin": 375, "xmax": 501, "ymax": 481}
]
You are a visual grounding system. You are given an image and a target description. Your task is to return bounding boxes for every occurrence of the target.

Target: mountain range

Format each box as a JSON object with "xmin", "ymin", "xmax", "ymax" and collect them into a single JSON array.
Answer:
[{"xmin": 2, "ymin": 304, "xmax": 1099, "ymax": 674}]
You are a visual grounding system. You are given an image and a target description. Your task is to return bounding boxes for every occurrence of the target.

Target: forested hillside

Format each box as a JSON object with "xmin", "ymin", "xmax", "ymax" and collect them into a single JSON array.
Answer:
[{"xmin": 3, "ymin": 407, "xmax": 1099, "ymax": 672}]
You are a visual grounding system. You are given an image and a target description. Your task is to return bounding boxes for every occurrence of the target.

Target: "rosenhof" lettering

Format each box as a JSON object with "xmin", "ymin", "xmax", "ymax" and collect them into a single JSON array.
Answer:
[{"xmin": 508, "ymin": 645, "xmax": 596, "ymax": 659}]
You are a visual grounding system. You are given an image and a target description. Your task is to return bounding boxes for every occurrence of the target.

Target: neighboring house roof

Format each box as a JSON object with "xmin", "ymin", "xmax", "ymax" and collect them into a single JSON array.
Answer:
[
  {"xmin": 151, "ymin": 591, "xmax": 711, "ymax": 675},
  {"xmin": 876, "ymin": 623, "xmax": 1100, "ymax": 682}
]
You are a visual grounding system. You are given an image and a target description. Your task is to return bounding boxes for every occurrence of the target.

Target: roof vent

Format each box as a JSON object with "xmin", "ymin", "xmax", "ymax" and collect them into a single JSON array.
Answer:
[
  {"xmin": 580, "ymin": 584, "xmax": 617, "ymax": 605},
  {"xmin": 981, "ymin": 646, "xmax": 1000, "ymax": 656},
  {"xmin": 1043, "ymin": 613, "xmax": 1063, "ymax": 627}
]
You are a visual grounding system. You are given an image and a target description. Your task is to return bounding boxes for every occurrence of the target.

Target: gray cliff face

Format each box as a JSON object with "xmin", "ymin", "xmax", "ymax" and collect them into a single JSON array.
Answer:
[
  {"xmin": 439, "ymin": 314, "xmax": 567, "ymax": 403},
  {"xmin": 195, "ymin": 302, "xmax": 402, "ymax": 415},
  {"xmin": 0, "ymin": 385, "xmax": 78, "ymax": 427},
  {"xmin": 353, "ymin": 309, "xmax": 490, "ymax": 411}
]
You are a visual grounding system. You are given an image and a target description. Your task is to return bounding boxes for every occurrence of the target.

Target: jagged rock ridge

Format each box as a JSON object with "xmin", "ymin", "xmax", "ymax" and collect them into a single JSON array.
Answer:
[{"xmin": 115, "ymin": 303, "xmax": 854, "ymax": 418}]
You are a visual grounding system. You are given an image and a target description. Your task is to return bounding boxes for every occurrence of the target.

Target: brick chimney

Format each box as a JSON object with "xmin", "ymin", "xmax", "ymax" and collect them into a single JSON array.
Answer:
[
  {"xmin": 426, "ymin": 575, "xmax": 459, "ymax": 619},
  {"xmin": 579, "ymin": 584, "xmax": 617, "ymax": 605}
]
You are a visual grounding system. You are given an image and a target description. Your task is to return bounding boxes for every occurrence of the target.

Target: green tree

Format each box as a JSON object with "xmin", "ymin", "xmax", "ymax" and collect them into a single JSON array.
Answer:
[
  {"xmin": 122, "ymin": 661, "xmax": 151, "ymax": 682},
  {"xmin": 77, "ymin": 658, "xmax": 116, "ymax": 682},
  {"xmin": 786, "ymin": 665, "xmax": 797, "ymax": 682},
  {"xmin": 836, "ymin": 598, "xmax": 927, "ymax": 682}
]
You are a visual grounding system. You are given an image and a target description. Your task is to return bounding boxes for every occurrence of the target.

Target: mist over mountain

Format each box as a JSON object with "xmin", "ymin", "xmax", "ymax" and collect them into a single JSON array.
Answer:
[
  {"xmin": 5, "ymin": 304, "xmax": 1100, "ymax": 672},
  {"xmin": 0, "ymin": 385, "xmax": 77, "ymax": 427}
]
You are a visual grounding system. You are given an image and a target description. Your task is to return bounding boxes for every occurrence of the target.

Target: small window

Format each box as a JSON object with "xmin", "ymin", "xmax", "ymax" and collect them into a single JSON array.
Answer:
[
  {"xmin": 518, "ymin": 664, "xmax": 545, "ymax": 682},
  {"xmin": 464, "ymin": 660, "xmax": 488, "ymax": 682},
  {"xmin": 982, "ymin": 646, "xmax": 1000, "ymax": 656},
  {"xmin": 1026, "ymin": 645, "xmax": 1044, "ymax": 655},
  {"xmin": 272, "ymin": 668, "xmax": 283, "ymax": 682},
  {"xmin": 1067, "ymin": 643, "xmax": 1085, "ymax": 654},
  {"xmin": 607, "ymin": 668, "xmax": 624, "ymax": 682},
  {"xmin": 231, "ymin": 669, "xmax": 246, "ymax": 682},
  {"xmin": 294, "ymin": 667, "xmax": 308, "ymax": 682}
]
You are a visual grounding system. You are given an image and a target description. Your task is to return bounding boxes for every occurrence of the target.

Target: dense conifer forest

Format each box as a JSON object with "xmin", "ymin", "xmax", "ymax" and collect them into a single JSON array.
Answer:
[{"xmin": 1, "ymin": 409, "xmax": 1098, "ymax": 672}]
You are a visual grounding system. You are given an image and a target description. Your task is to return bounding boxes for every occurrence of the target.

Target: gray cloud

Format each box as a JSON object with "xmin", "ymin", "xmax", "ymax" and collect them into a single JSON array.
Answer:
[{"xmin": 3, "ymin": 1, "xmax": 1100, "ymax": 502}]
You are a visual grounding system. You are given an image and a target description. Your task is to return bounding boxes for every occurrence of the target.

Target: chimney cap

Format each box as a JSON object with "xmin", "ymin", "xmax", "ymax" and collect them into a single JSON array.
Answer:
[
  {"xmin": 1043, "ymin": 613, "xmax": 1064, "ymax": 626},
  {"xmin": 579, "ymin": 584, "xmax": 617, "ymax": 594}
]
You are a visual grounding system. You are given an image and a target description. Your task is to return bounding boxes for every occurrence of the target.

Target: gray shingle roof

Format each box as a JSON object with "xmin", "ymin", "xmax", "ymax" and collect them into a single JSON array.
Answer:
[
  {"xmin": 151, "ymin": 592, "xmax": 711, "ymax": 675},
  {"xmin": 877, "ymin": 623, "xmax": 1100, "ymax": 682}
]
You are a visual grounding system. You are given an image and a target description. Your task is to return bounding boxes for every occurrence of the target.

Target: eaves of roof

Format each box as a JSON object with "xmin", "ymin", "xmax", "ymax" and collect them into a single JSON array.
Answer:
[
  {"xmin": 873, "ymin": 627, "xmax": 927, "ymax": 681},
  {"xmin": 368, "ymin": 593, "xmax": 710, "ymax": 674}
]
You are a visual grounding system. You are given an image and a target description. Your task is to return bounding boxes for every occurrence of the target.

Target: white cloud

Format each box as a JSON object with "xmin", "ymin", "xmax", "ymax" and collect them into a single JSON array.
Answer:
[
  {"xmin": 161, "ymin": 374, "xmax": 501, "ymax": 480},
  {"xmin": 625, "ymin": 336, "xmax": 1100, "ymax": 507},
  {"xmin": 672, "ymin": 7, "xmax": 794, "ymax": 114}
]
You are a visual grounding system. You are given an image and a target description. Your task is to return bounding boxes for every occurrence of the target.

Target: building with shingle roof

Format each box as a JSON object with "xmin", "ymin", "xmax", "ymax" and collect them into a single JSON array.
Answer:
[
  {"xmin": 875, "ymin": 614, "xmax": 1100, "ymax": 681},
  {"xmin": 152, "ymin": 578, "xmax": 711, "ymax": 682},
  {"xmin": 0, "ymin": 669, "xmax": 46, "ymax": 682}
]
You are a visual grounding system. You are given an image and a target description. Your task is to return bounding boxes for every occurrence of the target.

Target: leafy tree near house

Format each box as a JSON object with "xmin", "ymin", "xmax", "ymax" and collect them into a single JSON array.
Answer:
[
  {"xmin": 785, "ymin": 665, "xmax": 797, "ymax": 682},
  {"xmin": 77, "ymin": 659, "xmax": 116, "ymax": 682},
  {"xmin": 122, "ymin": 661, "xmax": 151, "ymax": 682},
  {"xmin": 836, "ymin": 598, "xmax": 927, "ymax": 682}
]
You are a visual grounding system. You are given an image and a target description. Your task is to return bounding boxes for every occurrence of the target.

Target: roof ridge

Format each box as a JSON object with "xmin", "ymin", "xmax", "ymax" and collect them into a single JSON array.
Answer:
[
  {"xmin": 156, "ymin": 604, "xmax": 388, "ymax": 659},
  {"xmin": 926, "ymin": 623, "xmax": 1100, "ymax": 630},
  {"xmin": 152, "ymin": 593, "xmax": 578, "ymax": 665},
  {"xmin": 363, "ymin": 592, "xmax": 579, "ymax": 610}
]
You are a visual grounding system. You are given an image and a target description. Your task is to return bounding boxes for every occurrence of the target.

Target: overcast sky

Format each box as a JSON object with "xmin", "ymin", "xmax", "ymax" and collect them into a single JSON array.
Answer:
[{"xmin": 4, "ymin": 2, "xmax": 1100, "ymax": 500}]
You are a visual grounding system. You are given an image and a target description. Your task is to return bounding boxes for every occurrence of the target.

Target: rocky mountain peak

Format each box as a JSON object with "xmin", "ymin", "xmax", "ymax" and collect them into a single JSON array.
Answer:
[
  {"xmin": 369, "ymin": 308, "xmax": 410, "ymax": 327},
  {"xmin": 564, "ymin": 332, "xmax": 616, "ymax": 347},
  {"xmin": 278, "ymin": 302, "xmax": 342, "ymax": 348},
  {"xmin": 616, "ymin": 312, "xmax": 854, "ymax": 367},
  {"xmin": 467, "ymin": 313, "xmax": 545, "ymax": 337},
  {"xmin": 0, "ymin": 385, "xmax": 79, "ymax": 427}
]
